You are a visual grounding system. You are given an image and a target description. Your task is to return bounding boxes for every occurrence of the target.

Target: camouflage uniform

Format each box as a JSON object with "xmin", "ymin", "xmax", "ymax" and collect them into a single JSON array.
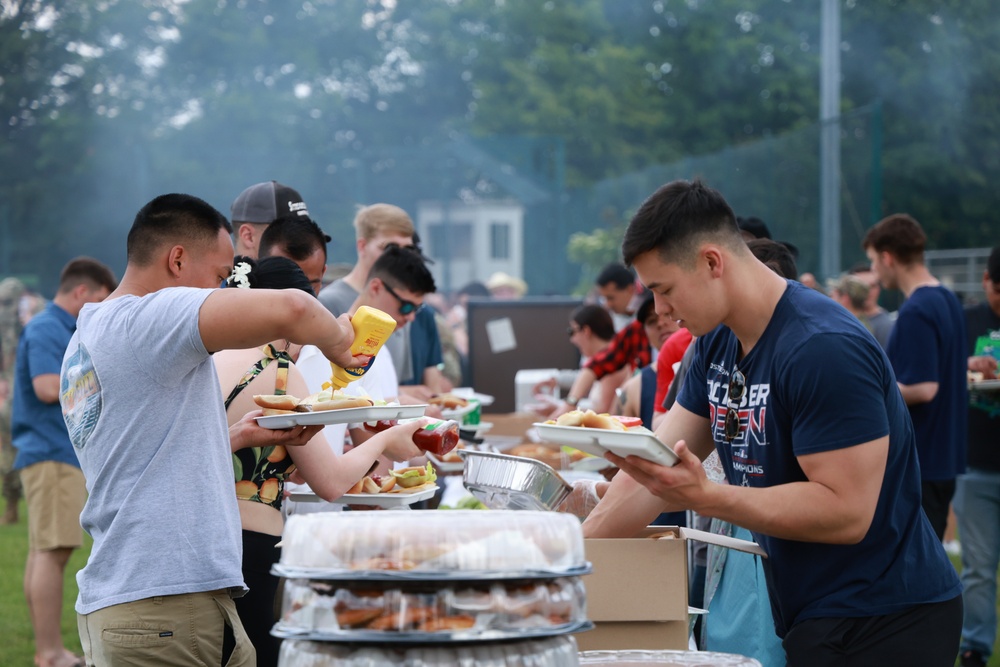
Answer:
[{"xmin": 0, "ymin": 277, "xmax": 26, "ymax": 522}]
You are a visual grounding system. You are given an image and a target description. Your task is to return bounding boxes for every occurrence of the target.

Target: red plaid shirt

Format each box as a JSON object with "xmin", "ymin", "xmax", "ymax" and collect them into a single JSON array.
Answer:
[{"xmin": 584, "ymin": 319, "xmax": 652, "ymax": 379}]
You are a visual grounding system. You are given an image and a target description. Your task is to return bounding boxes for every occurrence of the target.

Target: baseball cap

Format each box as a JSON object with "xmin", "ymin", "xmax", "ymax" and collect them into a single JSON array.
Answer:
[
  {"xmin": 231, "ymin": 181, "xmax": 311, "ymax": 225},
  {"xmin": 737, "ymin": 216, "xmax": 772, "ymax": 240}
]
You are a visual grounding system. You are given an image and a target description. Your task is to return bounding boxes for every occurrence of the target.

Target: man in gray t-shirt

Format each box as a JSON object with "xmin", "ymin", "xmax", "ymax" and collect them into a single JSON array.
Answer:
[{"xmin": 62, "ymin": 193, "xmax": 365, "ymax": 667}]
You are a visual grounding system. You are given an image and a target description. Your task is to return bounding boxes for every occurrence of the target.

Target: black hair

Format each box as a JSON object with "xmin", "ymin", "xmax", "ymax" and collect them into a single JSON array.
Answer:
[
  {"xmin": 595, "ymin": 262, "xmax": 634, "ymax": 289},
  {"xmin": 227, "ymin": 255, "xmax": 314, "ymax": 295},
  {"xmin": 988, "ymin": 245, "xmax": 1000, "ymax": 284},
  {"xmin": 635, "ymin": 291, "xmax": 656, "ymax": 324},
  {"xmin": 746, "ymin": 238, "xmax": 798, "ymax": 280},
  {"xmin": 571, "ymin": 304, "xmax": 616, "ymax": 341},
  {"xmin": 862, "ymin": 213, "xmax": 926, "ymax": 266},
  {"xmin": 126, "ymin": 193, "xmax": 233, "ymax": 267},
  {"xmin": 621, "ymin": 179, "xmax": 743, "ymax": 268},
  {"xmin": 58, "ymin": 257, "xmax": 117, "ymax": 294},
  {"xmin": 367, "ymin": 245, "xmax": 437, "ymax": 295},
  {"xmin": 458, "ymin": 281, "xmax": 491, "ymax": 298},
  {"xmin": 259, "ymin": 217, "xmax": 331, "ymax": 263},
  {"xmin": 848, "ymin": 261, "xmax": 872, "ymax": 275}
]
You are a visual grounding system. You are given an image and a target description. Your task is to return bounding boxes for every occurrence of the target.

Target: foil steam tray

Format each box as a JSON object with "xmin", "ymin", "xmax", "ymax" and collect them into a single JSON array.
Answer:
[{"xmin": 459, "ymin": 449, "xmax": 572, "ymax": 511}]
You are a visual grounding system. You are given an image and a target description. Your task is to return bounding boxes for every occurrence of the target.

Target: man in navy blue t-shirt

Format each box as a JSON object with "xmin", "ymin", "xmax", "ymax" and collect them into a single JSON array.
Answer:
[
  {"xmin": 582, "ymin": 180, "xmax": 962, "ymax": 666},
  {"xmin": 12, "ymin": 257, "xmax": 116, "ymax": 667},
  {"xmin": 863, "ymin": 213, "xmax": 968, "ymax": 541}
]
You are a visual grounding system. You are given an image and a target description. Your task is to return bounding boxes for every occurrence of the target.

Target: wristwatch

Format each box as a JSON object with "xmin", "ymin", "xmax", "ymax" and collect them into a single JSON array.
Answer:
[{"xmin": 565, "ymin": 395, "xmax": 579, "ymax": 407}]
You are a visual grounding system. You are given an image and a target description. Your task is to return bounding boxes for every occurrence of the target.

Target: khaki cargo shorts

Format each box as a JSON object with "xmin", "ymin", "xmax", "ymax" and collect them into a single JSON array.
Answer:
[{"xmin": 21, "ymin": 460, "xmax": 86, "ymax": 551}]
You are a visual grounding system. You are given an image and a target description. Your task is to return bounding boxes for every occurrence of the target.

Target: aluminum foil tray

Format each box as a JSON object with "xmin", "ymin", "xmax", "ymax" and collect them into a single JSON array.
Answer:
[
  {"xmin": 459, "ymin": 450, "xmax": 572, "ymax": 511},
  {"xmin": 278, "ymin": 635, "xmax": 581, "ymax": 667}
]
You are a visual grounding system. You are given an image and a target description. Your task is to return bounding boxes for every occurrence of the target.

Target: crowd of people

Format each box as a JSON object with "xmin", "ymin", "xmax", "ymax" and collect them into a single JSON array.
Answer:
[{"xmin": 0, "ymin": 177, "xmax": 996, "ymax": 667}]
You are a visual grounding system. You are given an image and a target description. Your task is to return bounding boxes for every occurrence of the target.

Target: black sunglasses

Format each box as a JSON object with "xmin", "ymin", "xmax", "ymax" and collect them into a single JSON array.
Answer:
[
  {"xmin": 567, "ymin": 325, "xmax": 580, "ymax": 337},
  {"xmin": 383, "ymin": 281, "xmax": 422, "ymax": 315},
  {"xmin": 724, "ymin": 367, "xmax": 746, "ymax": 442}
]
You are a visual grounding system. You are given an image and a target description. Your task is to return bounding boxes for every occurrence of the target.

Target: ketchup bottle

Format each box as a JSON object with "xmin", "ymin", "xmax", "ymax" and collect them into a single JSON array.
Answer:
[{"xmin": 363, "ymin": 419, "xmax": 461, "ymax": 456}]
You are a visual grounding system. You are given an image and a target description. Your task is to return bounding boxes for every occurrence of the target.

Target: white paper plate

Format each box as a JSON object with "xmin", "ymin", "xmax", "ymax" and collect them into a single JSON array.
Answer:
[
  {"xmin": 533, "ymin": 423, "xmax": 680, "ymax": 468},
  {"xmin": 451, "ymin": 387, "xmax": 496, "ymax": 406},
  {"xmin": 288, "ymin": 485, "xmax": 438, "ymax": 507},
  {"xmin": 440, "ymin": 402, "xmax": 478, "ymax": 420},
  {"xmin": 255, "ymin": 404, "xmax": 428, "ymax": 429}
]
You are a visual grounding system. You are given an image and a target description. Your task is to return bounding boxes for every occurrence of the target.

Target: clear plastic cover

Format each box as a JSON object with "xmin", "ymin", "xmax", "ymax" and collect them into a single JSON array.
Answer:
[
  {"xmin": 277, "ymin": 577, "xmax": 587, "ymax": 640},
  {"xmin": 277, "ymin": 635, "xmax": 580, "ymax": 667},
  {"xmin": 278, "ymin": 510, "xmax": 587, "ymax": 579},
  {"xmin": 578, "ymin": 651, "xmax": 762, "ymax": 667}
]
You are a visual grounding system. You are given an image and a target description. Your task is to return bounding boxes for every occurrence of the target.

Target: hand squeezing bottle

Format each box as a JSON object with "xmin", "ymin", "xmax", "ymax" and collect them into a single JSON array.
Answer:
[{"xmin": 328, "ymin": 306, "xmax": 396, "ymax": 389}]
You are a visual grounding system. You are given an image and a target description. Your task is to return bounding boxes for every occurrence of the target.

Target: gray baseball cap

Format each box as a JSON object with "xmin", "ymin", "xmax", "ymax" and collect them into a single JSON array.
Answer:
[{"xmin": 230, "ymin": 180, "xmax": 311, "ymax": 225}]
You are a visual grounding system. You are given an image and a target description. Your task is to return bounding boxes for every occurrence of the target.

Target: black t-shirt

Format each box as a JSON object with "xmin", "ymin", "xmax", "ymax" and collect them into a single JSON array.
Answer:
[{"xmin": 966, "ymin": 302, "xmax": 1000, "ymax": 471}]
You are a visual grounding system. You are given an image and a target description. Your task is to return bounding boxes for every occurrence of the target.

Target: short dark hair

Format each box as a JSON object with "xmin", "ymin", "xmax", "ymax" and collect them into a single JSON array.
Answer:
[
  {"xmin": 367, "ymin": 245, "xmax": 436, "ymax": 295},
  {"xmin": 621, "ymin": 179, "xmax": 743, "ymax": 268},
  {"xmin": 571, "ymin": 304, "xmax": 615, "ymax": 341},
  {"xmin": 746, "ymin": 238, "xmax": 798, "ymax": 280},
  {"xmin": 595, "ymin": 263, "xmax": 634, "ymax": 289},
  {"xmin": 635, "ymin": 291, "xmax": 657, "ymax": 325},
  {"xmin": 259, "ymin": 217, "xmax": 330, "ymax": 263},
  {"xmin": 126, "ymin": 194, "xmax": 232, "ymax": 267},
  {"xmin": 58, "ymin": 257, "xmax": 117, "ymax": 294},
  {"xmin": 737, "ymin": 216, "xmax": 772, "ymax": 240},
  {"xmin": 227, "ymin": 255, "xmax": 314, "ymax": 295},
  {"xmin": 862, "ymin": 213, "xmax": 926, "ymax": 266},
  {"xmin": 988, "ymin": 245, "xmax": 1000, "ymax": 284},
  {"xmin": 458, "ymin": 281, "xmax": 491, "ymax": 298}
]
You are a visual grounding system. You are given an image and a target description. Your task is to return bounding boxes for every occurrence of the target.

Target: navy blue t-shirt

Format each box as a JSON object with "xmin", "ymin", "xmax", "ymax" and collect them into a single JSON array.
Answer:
[
  {"xmin": 677, "ymin": 281, "xmax": 960, "ymax": 637},
  {"xmin": 886, "ymin": 285, "xmax": 968, "ymax": 481},
  {"xmin": 400, "ymin": 306, "xmax": 444, "ymax": 387},
  {"xmin": 12, "ymin": 302, "xmax": 80, "ymax": 469}
]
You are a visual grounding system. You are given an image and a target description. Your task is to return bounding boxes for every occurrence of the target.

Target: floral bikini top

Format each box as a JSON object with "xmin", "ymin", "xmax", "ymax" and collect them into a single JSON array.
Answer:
[{"xmin": 228, "ymin": 344, "xmax": 298, "ymax": 511}]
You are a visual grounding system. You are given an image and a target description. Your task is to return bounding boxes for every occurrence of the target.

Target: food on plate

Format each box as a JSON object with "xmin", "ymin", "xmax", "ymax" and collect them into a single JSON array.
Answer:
[
  {"xmin": 552, "ymin": 409, "xmax": 642, "ymax": 430},
  {"xmin": 253, "ymin": 390, "xmax": 374, "ymax": 413},
  {"xmin": 428, "ymin": 393, "xmax": 470, "ymax": 409},
  {"xmin": 253, "ymin": 394, "xmax": 301, "ymax": 411},
  {"xmin": 389, "ymin": 462, "xmax": 438, "ymax": 491},
  {"xmin": 347, "ymin": 474, "xmax": 397, "ymax": 495},
  {"xmin": 298, "ymin": 390, "xmax": 374, "ymax": 412},
  {"xmin": 505, "ymin": 444, "xmax": 563, "ymax": 467},
  {"xmin": 417, "ymin": 615, "xmax": 476, "ymax": 632}
]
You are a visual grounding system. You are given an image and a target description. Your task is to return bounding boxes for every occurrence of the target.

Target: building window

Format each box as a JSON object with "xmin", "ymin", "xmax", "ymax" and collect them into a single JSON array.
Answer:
[
  {"xmin": 428, "ymin": 221, "xmax": 472, "ymax": 260},
  {"xmin": 490, "ymin": 222, "xmax": 510, "ymax": 260}
]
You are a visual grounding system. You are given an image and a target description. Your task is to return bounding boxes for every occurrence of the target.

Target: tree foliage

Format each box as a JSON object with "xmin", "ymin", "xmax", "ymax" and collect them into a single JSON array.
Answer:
[{"xmin": 1, "ymin": 0, "xmax": 999, "ymax": 293}]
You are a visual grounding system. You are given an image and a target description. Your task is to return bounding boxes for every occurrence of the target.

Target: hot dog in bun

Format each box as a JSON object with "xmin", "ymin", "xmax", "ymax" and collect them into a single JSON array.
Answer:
[
  {"xmin": 389, "ymin": 462, "xmax": 438, "ymax": 492},
  {"xmin": 554, "ymin": 409, "xmax": 629, "ymax": 431}
]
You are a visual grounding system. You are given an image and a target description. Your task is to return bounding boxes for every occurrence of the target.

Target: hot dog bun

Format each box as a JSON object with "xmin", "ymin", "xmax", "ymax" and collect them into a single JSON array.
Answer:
[
  {"xmin": 261, "ymin": 408, "xmax": 297, "ymax": 416},
  {"xmin": 429, "ymin": 393, "xmax": 470, "ymax": 409},
  {"xmin": 347, "ymin": 474, "xmax": 397, "ymax": 495},
  {"xmin": 253, "ymin": 394, "xmax": 301, "ymax": 411},
  {"xmin": 555, "ymin": 409, "xmax": 626, "ymax": 430},
  {"xmin": 308, "ymin": 396, "xmax": 374, "ymax": 412}
]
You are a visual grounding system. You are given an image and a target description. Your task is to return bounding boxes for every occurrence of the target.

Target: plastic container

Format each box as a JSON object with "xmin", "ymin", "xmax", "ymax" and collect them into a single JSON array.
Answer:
[
  {"xmin": 276, "ymin": 510, "xmax": 588, "ymax": 579},
  {"xmin": 578, "ymin": 651, "xmax": 762, "ymax": 667},
  {"xmin": 276, "ymin": 576, "xmax": 588, "ymax": 640},
  {"xmin": 278, "ymin": 635, "xmax": 580, "ymax": 667},
  {"xmin": 329, "ymin": 306, "xmax": 396, "ymax": 389}
]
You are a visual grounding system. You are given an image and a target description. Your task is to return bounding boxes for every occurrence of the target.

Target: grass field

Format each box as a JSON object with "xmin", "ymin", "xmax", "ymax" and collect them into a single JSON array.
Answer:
[
  {"xmin": 0, "ymin": 501, "xmax": 997, "ymax": 666},
  {"xmin": 0, "ymin": 501, "xmax": 89, "ymax": 667}
]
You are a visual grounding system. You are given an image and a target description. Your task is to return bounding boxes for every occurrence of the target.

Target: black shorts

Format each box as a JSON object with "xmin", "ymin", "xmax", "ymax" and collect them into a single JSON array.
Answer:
[
  {"xmin": 921, "ymin": 479, "xmax": 956, "ymax": 542},
  {"xmin": 782, "ymin": 594, "xmax": 962, "ymax": 667}
]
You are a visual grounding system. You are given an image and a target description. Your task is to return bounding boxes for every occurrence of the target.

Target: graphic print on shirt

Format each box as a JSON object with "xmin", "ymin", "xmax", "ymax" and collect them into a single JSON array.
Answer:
[
  {"xmin": 706, "ymin": 363, "xmax": 770, "ymax": 487},
  {"xmin": 970, "ymin": 329, "xmax": 1000, "ymax": 418},
  {"xmin": 61, "ymin": 342, "xmax": 102, "ymax": 450}
]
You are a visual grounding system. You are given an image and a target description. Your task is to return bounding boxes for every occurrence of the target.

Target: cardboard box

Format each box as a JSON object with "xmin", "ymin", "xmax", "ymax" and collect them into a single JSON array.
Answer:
[
  {"xmin": 576, "ymin": 527, "xmax": 765, "ymax": 652},
  {"xmin": 481, "ymin": 412, "xmax": 540, "ymax": 439}
]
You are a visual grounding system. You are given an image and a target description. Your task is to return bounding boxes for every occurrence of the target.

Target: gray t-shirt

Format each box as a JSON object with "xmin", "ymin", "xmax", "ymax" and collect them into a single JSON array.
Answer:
[
  {"xmin": 61, "ymin": 287, "xmax": 244, "ymax": 614},
  {"xmin": 317, "ymin": 277, "xmax": 412, "ymax": 383}
]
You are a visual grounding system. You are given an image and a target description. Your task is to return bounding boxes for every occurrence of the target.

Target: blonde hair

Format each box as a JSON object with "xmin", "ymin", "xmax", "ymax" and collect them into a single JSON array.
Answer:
[{"xmin": 352, "ymin": 203, "xmax": 415, "ymax": 241}]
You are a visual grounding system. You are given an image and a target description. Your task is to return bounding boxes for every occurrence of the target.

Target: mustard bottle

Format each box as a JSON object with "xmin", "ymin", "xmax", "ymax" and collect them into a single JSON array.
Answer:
[{"xmin": 328, "ymin": 305, "xmax": 397, "ymax": 389}]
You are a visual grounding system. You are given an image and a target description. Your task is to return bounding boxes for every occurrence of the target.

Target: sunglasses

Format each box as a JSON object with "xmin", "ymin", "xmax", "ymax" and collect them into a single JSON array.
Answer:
[
  {"xmin": 724, "ymin": 367, "xmax": 746, "ymax": 442},
  {"xmin": 383, "ymin": 281, "xmax": 422, "ymax": 316},
  {"xmin": 567, "ymin": 325, "xmax": 581, "ymax": 337}
]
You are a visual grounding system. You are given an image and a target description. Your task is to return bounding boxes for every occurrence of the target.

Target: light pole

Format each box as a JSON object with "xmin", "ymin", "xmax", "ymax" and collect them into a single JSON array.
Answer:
[{"xmin": 820, "ymin": 0, "xmax": 841, "ymax": 280}]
